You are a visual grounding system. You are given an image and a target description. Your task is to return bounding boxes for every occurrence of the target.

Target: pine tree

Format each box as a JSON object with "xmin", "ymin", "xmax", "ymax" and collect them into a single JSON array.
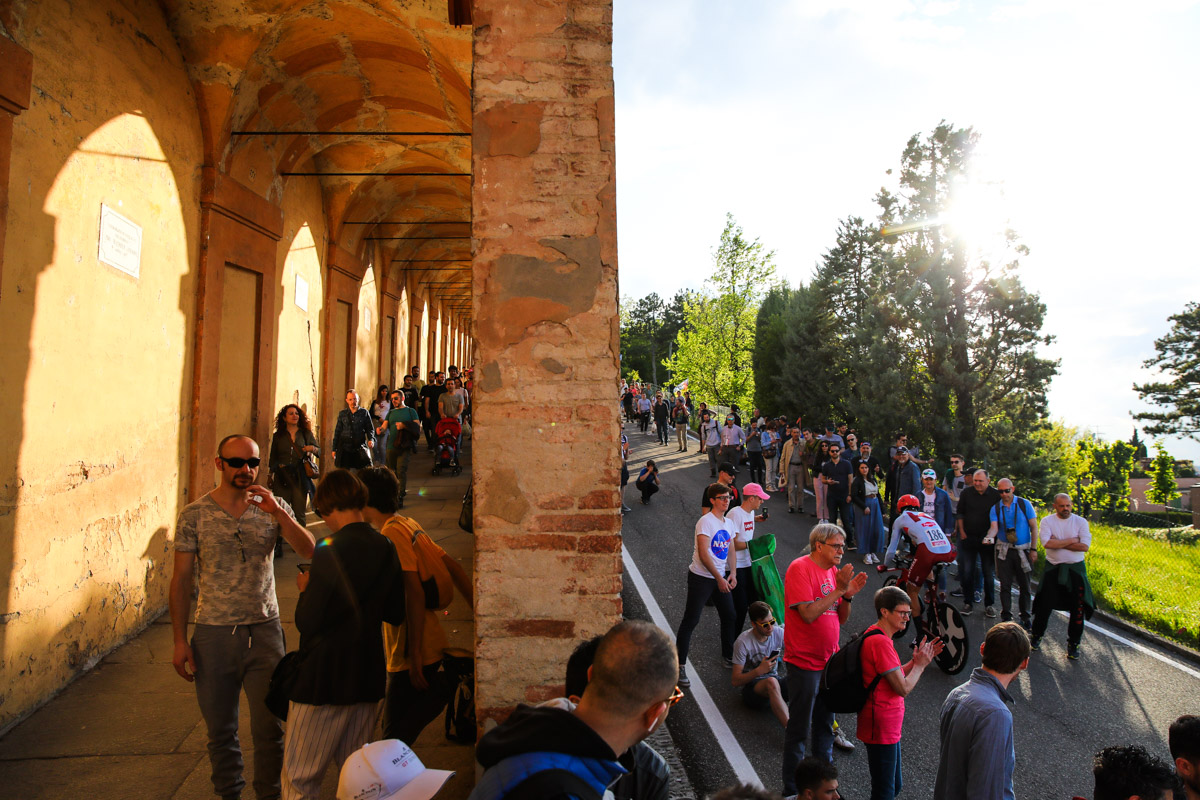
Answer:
[
  {"xmin": 1145, "ymin": 441, "xmax": 1181, "ymax": 508},
  {"xmin": 1134, "ymin": 302, "xmax": 1200, "ymax": 441}
]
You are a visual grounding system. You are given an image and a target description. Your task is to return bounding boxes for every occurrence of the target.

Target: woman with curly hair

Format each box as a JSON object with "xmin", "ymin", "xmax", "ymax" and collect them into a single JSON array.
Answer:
[{"xmin": 269, "ymin": 404, "xmax": 319, "ymax": 521}]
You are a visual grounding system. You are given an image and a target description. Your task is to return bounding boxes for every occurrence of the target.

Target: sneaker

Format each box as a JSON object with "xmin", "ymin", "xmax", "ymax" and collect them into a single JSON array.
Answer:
[
  {"xmin": 985, "ymin": 606, "xmax": 997, "ymax": 618},
  {"xmin": 678, "ymin": 668, "xmax": 690, "ymax": 687},
  {"xmin": 1029, "ymin": 636, "xmax": 1041, "ymax": 651},
  {"xmin": 973, "ymin": 591, "xmax": 983, "ymax": 604},
  {"xmin": 846, "ymin": 543, "xmax": 857, "ymax": 552},
  {"xmin": 788, "ymin": 507, "xmax": 795, "ymax": 514},
  {"xmin": 722, "ymin": 657, "xmax": 734, "ymax": 669},
  {"xmin": 1020, "ymin": 617, "xmax": 1033, "ymax": 632},
  {"xmin": 1067, "ymin": 644, "xmax": 1080, "ymax": 660},
  {"xmin": 833, "ymin": 731, "xmax": 856, "ymax": 752},
  {"xmin": 950, "ymin": 588, "xmax": 964, "ymax": 598},
  {"xmin": 621, "ymin": 505, "xmax": 632, "ymax": 513},
  {"xmin": 961, "ymin": 603, "xmax": 974, "ymax": 616}
]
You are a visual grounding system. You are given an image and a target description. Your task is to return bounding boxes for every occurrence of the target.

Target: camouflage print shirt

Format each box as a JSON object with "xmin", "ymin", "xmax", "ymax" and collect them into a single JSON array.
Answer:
[{"xmin": 174, "ymin": 494, "xmax": 296, "ymax": 625}]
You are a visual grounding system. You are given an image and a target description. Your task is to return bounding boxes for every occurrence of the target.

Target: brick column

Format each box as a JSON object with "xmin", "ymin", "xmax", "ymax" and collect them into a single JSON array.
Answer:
[{"xmin": 471, "ymin": 0, "xmax": 621, "ymax": 725}]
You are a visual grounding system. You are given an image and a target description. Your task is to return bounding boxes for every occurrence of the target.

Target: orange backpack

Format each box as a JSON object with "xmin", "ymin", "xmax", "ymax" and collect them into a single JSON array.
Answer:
[{"xmin": 381, "ymin": 515, "xmax": 454, "ymax": 610}]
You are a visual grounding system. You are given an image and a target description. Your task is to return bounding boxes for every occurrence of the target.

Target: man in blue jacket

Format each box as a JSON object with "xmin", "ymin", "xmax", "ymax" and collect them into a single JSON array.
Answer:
[
  {"xmin": 934, "ymin": 622, "xmax": 1031, "ymax": 800},
  {"xmin": 469, "ymin": 621, "xmax": 681, "ymax": 800}
]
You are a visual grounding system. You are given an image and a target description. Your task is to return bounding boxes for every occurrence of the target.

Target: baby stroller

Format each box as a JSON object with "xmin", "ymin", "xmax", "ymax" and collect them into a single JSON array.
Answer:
[{"xmin": 433, "ymin": 416, "xmax": 462, "ymax": 476}]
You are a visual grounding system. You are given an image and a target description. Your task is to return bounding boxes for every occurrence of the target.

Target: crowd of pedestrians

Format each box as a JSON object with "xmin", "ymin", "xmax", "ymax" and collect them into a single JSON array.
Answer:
[{"xmin": 617, "ymin": 384, "xmax": 1192, "ymax": 800}]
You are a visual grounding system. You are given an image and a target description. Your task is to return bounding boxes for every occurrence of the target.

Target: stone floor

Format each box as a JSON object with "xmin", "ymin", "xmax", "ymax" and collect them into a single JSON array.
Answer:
[{"xmin": 0, "ymin": 448, "xmax": 477, "ymax": 799}]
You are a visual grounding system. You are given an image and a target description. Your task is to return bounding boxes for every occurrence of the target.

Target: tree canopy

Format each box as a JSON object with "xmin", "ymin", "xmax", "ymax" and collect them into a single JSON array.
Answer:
[{"xmin": 1134, "ymin": 301, "xmax": 1200, "ymax": 441}]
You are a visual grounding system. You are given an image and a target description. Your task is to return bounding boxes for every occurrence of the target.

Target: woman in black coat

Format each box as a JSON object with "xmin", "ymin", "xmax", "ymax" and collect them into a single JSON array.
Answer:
[
  {"xmin": 268, "ymin": 404, "xmax": 319, "ymax": 517},
  {"xmin": 281, "ymin": 469, "xmax": 405, "ymax": 799}
]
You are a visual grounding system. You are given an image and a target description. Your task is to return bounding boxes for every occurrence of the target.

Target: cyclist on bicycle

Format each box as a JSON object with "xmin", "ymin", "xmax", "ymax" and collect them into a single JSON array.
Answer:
[{"xmin": 884, "ymin": 494, "xmax": 956, "ymax": 615}]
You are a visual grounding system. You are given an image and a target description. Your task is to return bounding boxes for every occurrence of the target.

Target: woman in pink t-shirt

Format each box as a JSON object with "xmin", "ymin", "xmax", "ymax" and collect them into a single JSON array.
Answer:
[{"xmin": 858, "ymin": 586, "xmax": 944, "ymax": 800}]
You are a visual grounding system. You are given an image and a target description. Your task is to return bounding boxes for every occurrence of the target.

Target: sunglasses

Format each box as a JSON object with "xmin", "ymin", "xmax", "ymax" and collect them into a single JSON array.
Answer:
[
  {"xmin": 756, "ymin": 618, "xmax": 777, "ymax": 627},
  {"xmin": 664, "ymin": 685, "xmax": 685, "ymax": 707},
  {"xmin": 1000, "ymin": 489, "xmax": 1013, "ymax": 494},
  {"xmin": 220, "ymin": 456, "xmax": 261, "ymax": 469}
]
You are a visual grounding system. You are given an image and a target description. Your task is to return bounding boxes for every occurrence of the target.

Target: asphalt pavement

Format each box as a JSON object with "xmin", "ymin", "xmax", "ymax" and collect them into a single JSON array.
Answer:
[{"xmin": 619, "ymin": 423, "xmax": 1200, "ymax": 799}]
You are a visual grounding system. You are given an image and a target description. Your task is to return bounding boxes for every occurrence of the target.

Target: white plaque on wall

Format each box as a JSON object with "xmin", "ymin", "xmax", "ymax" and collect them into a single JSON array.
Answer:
[
  {"xmin": 295, "ymin": 274, "xmax": 309, "ymax": 311},
  {"xmin": 98, "ymin": 204, "xmax": 142, "ymax": 279}
]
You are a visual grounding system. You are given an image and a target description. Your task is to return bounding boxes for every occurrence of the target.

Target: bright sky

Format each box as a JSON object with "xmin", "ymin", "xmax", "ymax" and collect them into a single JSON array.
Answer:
[{"xmin": 613, "ymin": 0, "xmax": 1200, "ymax": 463}]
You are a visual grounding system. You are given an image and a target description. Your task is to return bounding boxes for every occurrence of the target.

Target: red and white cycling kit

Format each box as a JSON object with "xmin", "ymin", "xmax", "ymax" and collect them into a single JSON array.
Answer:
[{"xmin": 885, "ymin": 510, "xmax": 956, "ymax": 587}]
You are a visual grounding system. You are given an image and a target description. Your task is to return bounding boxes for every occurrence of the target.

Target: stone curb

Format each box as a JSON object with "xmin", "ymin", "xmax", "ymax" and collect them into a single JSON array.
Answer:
[{"xmin": 646, "ymin": 724, "xmax": 698, "ymax": 800}]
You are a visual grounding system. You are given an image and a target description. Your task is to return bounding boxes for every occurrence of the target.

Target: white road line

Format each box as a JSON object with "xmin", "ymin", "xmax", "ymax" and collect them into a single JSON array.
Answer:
[{"xmin": 622, "ymin": 544, "xmax": 763, "ymax": 788}]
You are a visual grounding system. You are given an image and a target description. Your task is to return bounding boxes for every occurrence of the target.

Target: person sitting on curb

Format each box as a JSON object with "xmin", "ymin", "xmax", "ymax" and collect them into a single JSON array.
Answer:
[{"xmin": 731, "ymin": 601, "xmax": 788, "ymax": 728}]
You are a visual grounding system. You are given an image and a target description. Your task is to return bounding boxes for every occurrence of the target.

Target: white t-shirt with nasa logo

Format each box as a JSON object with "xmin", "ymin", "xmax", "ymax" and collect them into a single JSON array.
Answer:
[
  {"xmin": 726, "ymin": 505, "xmax": 756, "ymax": 569},
  {"xmin": 689, "ymin": 512, "xmax": 734, "ymax": 579}
]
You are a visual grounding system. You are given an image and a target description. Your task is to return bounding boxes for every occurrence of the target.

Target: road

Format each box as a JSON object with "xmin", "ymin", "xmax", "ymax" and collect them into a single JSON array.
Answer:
[{"xmin": 619, "ymin": 425, "xmax": 1199, "ymax": 798}]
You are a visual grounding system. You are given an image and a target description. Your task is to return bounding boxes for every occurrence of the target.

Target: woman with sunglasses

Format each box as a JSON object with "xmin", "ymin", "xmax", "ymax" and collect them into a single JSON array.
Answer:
[{"xmin": 857, "ymin": 586, "xmax": 943, "ymax": 800}]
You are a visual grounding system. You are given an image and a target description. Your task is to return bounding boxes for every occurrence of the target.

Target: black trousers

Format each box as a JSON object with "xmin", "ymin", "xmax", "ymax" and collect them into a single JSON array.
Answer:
[{"xmin": 383, "ymin": 662, "xmax": 449, "ymax": 744}]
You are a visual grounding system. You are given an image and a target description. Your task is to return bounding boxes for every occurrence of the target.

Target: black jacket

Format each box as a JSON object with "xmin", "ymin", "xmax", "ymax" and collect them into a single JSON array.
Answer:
[{"xmin": 290, "ymin": 521, "xmax": 405, "ymax": 705}]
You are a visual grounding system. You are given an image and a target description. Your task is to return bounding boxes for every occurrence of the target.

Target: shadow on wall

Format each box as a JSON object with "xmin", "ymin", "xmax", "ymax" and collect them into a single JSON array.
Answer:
[{"xmin": 0, "ymin": 0, "xmax": 200, "ymax": 730}]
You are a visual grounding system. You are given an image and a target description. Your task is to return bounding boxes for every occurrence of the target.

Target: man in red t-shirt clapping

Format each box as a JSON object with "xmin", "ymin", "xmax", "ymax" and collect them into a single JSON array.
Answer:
[{"xmin": 780, "ymin": 523, "xmax": 868, "ymax": 796}]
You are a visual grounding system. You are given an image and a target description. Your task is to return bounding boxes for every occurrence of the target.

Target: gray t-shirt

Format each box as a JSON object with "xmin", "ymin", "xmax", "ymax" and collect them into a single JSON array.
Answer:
[
  {"xmin": 732, "ymin": 625, "xmax": 785, "ymax": 680},
  {"xmin": 175, "ymin": 494, "xmax": 296, "ymax": 625}
]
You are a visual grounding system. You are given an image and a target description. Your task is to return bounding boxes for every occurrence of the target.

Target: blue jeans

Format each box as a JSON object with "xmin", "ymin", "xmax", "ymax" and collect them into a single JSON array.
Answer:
[
  {"xmin": 958, "ymin": 540, "xmax": 994, "ymax": 605},
  {"xmin": 675, "ymin": 571, "xmax": 736, "ymax": 666},
  {"xmin": 781, "ymin": 664, "xmax": 834, "ymax": 793},
  {"xmin": 856, "ymin": 497, "xmax": 885, "ymax": 554},
  {"xmin": 866, "ymin": 741, "xmax": 903, "ymax": 800}
]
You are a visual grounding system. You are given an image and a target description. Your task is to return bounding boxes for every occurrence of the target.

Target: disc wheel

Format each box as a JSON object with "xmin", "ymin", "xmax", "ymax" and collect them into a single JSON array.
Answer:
[
  {"xmin": 883, "ymin": 575, "xmax": 899, "ymax": 589},
  {"xmin": 931, "ymin": 602, "xmax": 970, "ymax": 675}
]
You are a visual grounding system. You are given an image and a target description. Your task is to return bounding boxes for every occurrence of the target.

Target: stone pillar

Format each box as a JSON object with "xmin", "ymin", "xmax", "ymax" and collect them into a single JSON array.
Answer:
[
  {"xmin": 471, "ymin": 0, "xmax": 621, "ymax": 725},
  {"xmin": 0, "ymin": 38, "xmax": 32, "ymax": 297}
]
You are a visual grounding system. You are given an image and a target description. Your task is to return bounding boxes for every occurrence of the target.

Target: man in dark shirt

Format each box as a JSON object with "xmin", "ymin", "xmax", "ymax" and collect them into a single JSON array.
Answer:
[
  {"xmin": 821, "ymin": 444, "xmax": 855, "ymax": 548},
  {"xmin": 419, "ymin": 372, "xmax": 447, "ymax": 452},
  {"xmin": 955, "ymin": 469, "xmax": 1002, "ymax": 615},
  {"xmin": 701, "ymin": 463, "xmax": 741, "ymax": 514},
  {"xmin": 850, "ymin": 440, "xmax": 884, "ymax": 481}
]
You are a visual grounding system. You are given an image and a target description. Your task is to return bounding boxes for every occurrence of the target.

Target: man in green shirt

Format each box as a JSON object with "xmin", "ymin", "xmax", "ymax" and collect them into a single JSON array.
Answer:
[{"xmin": 383, "ymin": 390, "xmax": 421, "ymax": 507}]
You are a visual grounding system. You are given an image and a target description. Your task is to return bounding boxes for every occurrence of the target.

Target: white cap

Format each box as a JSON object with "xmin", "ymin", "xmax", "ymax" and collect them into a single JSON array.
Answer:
[{"xmin": 337, "ymin": 740, "xmax": 454, "ymax": 800}]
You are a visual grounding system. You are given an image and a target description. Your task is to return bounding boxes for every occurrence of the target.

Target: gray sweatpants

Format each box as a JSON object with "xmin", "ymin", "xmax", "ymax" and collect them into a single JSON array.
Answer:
[
  {"xmin": 787, "ymin": 464, "xmax": 807, "ymax": 511},
  {"xmin": 192, "ymin": 620, "xmax": 286, "ymax": 800}
]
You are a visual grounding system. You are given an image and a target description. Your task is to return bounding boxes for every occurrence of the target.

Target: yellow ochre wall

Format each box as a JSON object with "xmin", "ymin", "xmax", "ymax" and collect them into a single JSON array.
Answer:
[
  {"xmin": 0, "ymin": 0, "xmax": 202, "ymax": 728},
  {"xmin": 355, "ymin": 265, "xmax": 381, "ymax": 401}
]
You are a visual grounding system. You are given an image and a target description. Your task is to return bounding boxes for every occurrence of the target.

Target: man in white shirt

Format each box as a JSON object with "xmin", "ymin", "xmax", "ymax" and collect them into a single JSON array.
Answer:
[
  {"xmin": 728, "ymin": 483, "xmax": 769, "ymax": 634},
  {"xmin": 1031, "ymin": 493, "xmax": 1094, "ymax": 660}
]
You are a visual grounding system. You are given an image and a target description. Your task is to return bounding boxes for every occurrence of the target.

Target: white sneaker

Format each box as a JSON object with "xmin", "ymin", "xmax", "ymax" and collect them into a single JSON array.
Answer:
[{"xmin": 833, "ymin": 731, "xmax": 856, "ymax": 751}]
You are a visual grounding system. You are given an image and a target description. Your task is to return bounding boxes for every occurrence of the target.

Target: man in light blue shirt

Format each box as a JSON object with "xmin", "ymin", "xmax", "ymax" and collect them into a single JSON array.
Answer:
[
  {"xmin": 987, "ymin": 479, "xmax": 1039, "ymax": 628},
  {"xmin": 934, "ymin": 622, "xmax": 1031, "ymax": 800}
]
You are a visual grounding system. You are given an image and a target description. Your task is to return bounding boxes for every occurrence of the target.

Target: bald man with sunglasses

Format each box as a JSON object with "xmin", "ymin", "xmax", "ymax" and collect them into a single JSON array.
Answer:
[{"xmin": 170, "ymin": 434, "xmax": 316, "ymax": 800}]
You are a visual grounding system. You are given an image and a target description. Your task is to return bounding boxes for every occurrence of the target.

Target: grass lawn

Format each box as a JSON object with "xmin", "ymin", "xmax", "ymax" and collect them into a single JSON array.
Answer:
[{"xmin": 1045, "ymin": 522, "xmax": 1200, "ymax": 649}]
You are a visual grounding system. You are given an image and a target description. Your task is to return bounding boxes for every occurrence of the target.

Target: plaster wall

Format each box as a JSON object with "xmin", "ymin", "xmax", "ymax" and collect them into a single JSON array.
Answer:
[
  {"xmin": 0, "ymin": 0, "xmax": 202, "ymax": 728},
  {"xmin": 273, "ymin": 179, "xmax": 328, "ymax": 433},
  {"xmin": 355, "ymin": 266, "xmax": 381, "ymax": 398},
  {"xmin": 215, "ymin": 265, "xmax": 261, "ymax": 446}
]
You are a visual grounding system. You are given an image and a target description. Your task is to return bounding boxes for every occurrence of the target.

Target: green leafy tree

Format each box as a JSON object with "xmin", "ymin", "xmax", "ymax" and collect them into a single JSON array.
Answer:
[
  {"xmin": 666, "ymin": 214, "xmax": 775, "ymax": 410},
  {"xmin": 753, "ymin": 285, "xmax": 794, "ymax": 415},
  {"xmin": 877, "ymin": 122, "xmax": 1057, "ymax": 462},
  {"xmin": 1134, "ymin": 302, "xmax": 1200, "ymax": 441},
  {"xmin": 1075, "ymin": 439, "xmax": 1136, "ymax": 516},
  {"xmin": 1145, "ymin": 441, "xmax": 1182, "ymax": 508},
  {"xmin": 989, "ymin": 419, "xmax": 1083, "ymax": 505}
]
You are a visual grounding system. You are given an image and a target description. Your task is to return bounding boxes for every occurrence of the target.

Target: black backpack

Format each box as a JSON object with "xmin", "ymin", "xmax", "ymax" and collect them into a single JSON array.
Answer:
[
  {"xmin": 818, "ymin": 628, "xmax": 886, "ymax": 713},
  {"xmin": 443, "ymin": 652, "xmax": 477, "ymax": 743}
]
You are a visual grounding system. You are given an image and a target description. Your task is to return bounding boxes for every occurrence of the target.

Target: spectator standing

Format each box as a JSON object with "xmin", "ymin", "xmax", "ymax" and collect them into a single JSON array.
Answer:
[
  {"xmin": 851, "ymin": 459, "xmax": 886, "ymax": 565},
  {"xmin": 170, "ymin": 435, "xmax": 316, "ymax": 800},
  {"xmin": 400, "ymin": 375, "xmax": 421, "ymax": 450},
  {"xmin": 701, "ymin": 462, "xmax": 742, "ymax": 514},
  {"xmin": 698, "ymin": 405, "xmax": 711, "ymax": 454},
  {"xmin": 269, "ymin": 404, "xmax": 320, "ymax": 520},
  {"xmin": 858, "ymin": 587, "xmax": 944, "ymax": 800},
  {"xmin": 281, "ymin": 470, "xmax": 405, "ymax": 800},
  {"xmin": 332, "ymin": 390, "xmax": 376, "ymax": 470},
  {"xmin": 731, "ymin": 601, "xmax": 788, "ymax": 728},
  {"xmin": 942, "ymin": 454, "xmax": 967, "ymax": 513},
  {"xmin": 419, "ymin": 373, "xmax": 447, "ymax": 451},
  {"xmin": 369, "ymin": 385, "xmax": 391, "ymax": 465},
  {"xmin": 622, "ymin": 384, "xmax": 635, "ymax": 423},
  {"xmin": 637, "ymin": 393, "xmax": 652, "ymax": 434},
  {"xmin": 703, "ymin": 412, "xmax": 723, "ymax": 475},
  {"xmin": 779, "ymin": 427, "xmax": 808, "ymax": 515},
  {"xmin": 728, "ymin": 483, "xmax": 769, "ymax": 633},
  {"xmin": 886, "ymin": 447, "xmax": 921, "ymax": 522},
  {"xmin": 469, "ymin": 621, "xmax": 680, "ymax": 800},
  {"xmin": 635, "ymin": 460, "xmax": 661, "ymax": 505},
  {"xmin": 919, "ymin": 469, "xmax": 955, "ymax": 538},
  {"xmin": 1170, "ymin": 714, "xmax": 1200, "ymax": 800},
  {"xmin": 811, "ymin": 441, "xmax": 830, "ymax": 522},
  {"xmin": 987, "ymin": 478, "xmax": 1038, "ymax": 627},
  {"xmin": 821, "ymin": 444, "xmax": 855, "ymax": 548},
  {"xmin": 1031, "ymin": 493, "xmax": 1095, "ymax": 659},
  {"xmin": 955, "ymin": 469, "xmax": 1001, "ymax": 615},
  {"xmin": 780, "ymin": 523, "xmax": 868, "ymax": 795},
  {"xmin": 408, "ymin": 365, "xmax": 424, "ymax": 393},
  {"xmin": 933, "ymin": 622, "xmax": 1031, "ymax": 800},
  {"xmin": 764, "ymin": 421, "xmax": 781, "ymax": 491},
  {"xmin": 720, "ymin": 414, "xmax": 747, "ymax": 466},
  {"xmin": 672, "ymin": 398, "xmax": 691, "ymax": 451},
  {"xmin": 747, "ymin": 421, "xmax": 767, "ymax": 486},
  {"xmin": 652, "ymin": 393, "xmax": 670, "ymax": 445},
  {"xmin": 851, "ymin": 440, "xmax": 884, "ymax": 482},
  {"xmin": 620, "ymin": 432, "xmax": 632, "ymax": 514},
  {"xmin": 675, "ymin": 484, "xmax": 739, "ymax": 687},
  {"xmin": 357, "ymin": 468, "xmax": 473, "ymax": 748}
]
